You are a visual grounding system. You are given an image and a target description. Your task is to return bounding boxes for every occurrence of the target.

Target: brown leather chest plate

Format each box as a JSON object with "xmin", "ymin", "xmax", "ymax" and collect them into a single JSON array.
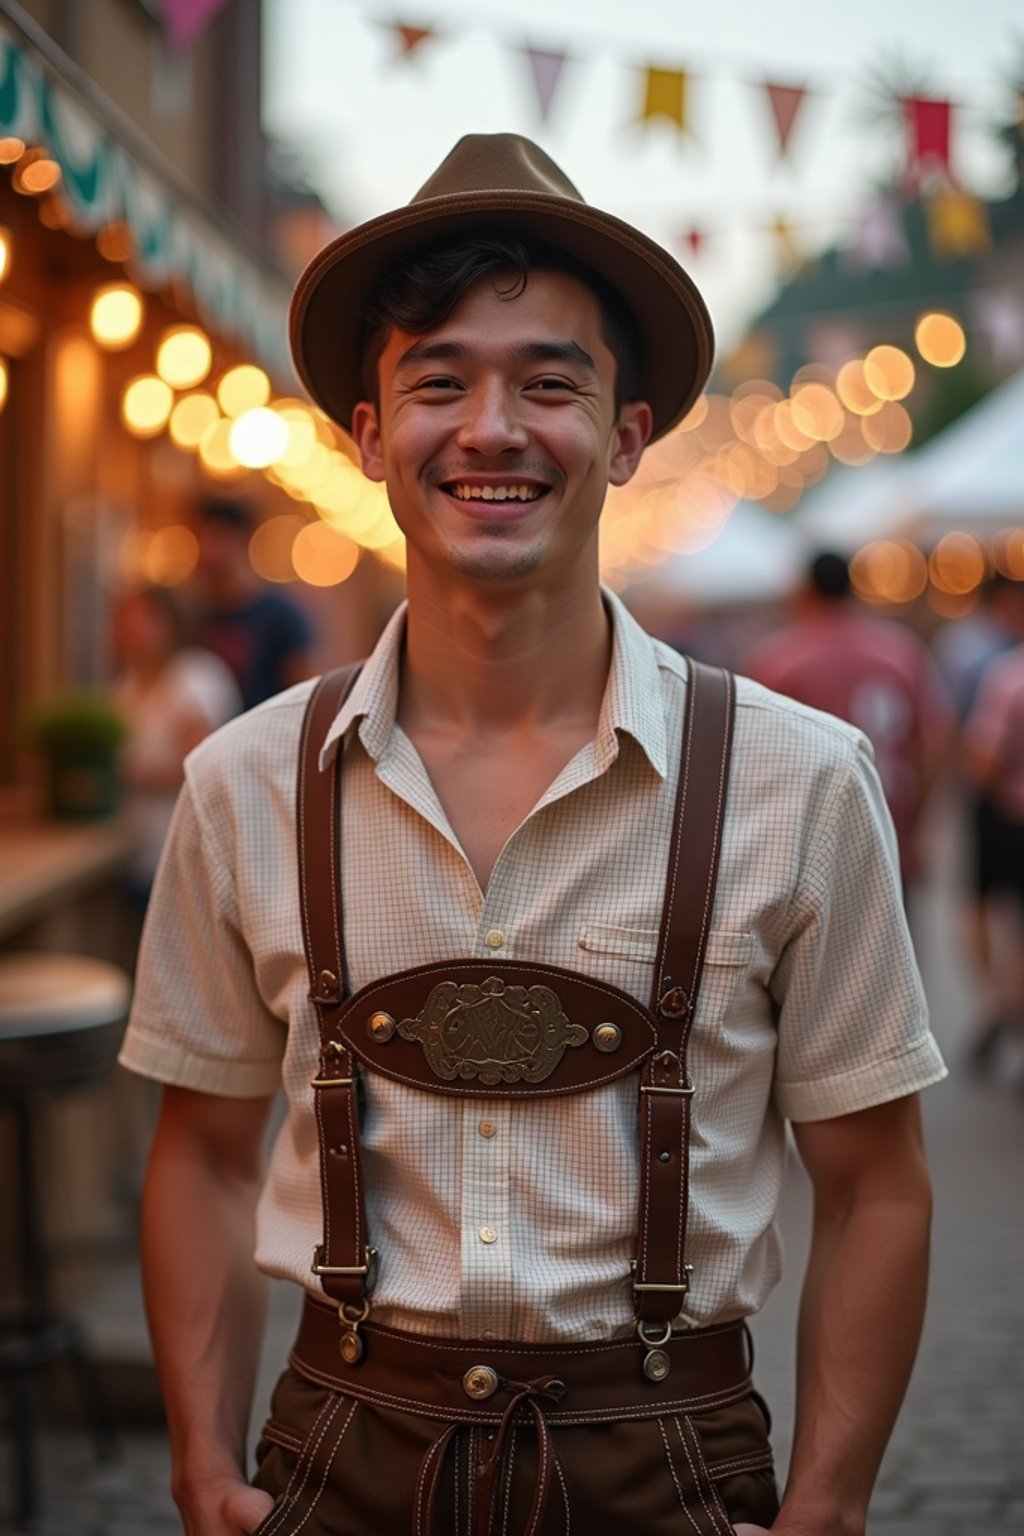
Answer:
[{"xmin": 330, "ymin": 960, "xmax": 658, "ymax": 1097}]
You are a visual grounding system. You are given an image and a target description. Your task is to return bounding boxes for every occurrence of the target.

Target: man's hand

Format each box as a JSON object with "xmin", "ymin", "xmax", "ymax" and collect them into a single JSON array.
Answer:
[{"xmin": 177, "ymin": 1475, "xmax": 275, "ymax": 1535}]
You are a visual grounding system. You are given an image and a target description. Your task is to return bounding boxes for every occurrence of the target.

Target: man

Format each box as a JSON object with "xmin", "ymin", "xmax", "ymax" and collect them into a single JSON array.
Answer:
[
  {"xmin": 192, "ymin": 496, "xmax": 316, "ymax": 709},
  {"xmin": 745, "ymin": 550, "xmax": 951, "ymax": 891},
  {"xmin": 122, "ymin": 136, "xmax": 945, "ymax": 1536}
]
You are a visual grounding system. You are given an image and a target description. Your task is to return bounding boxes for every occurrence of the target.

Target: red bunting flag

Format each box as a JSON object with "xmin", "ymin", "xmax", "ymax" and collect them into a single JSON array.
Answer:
[
  {"xmin": 763, "ymin": 82, "xmax": 808, "ymax": 160},
  {"xmin": 902, "ymin": 96, "xmax": 953, "ymax": 182},
  {"xmin": 678, "ymin": 227, "xmax": 705, "ymax": 257},
  {"xmin": 523, "ymin": 47, "xmax": 571, "ymax": 124},
  {"xmin": 391, "ymin": 24, "xmax": 436, "ymax": 58},
  {"xmin": 161, "ymin": 0, "xmax": 229, "ymax": 49}
]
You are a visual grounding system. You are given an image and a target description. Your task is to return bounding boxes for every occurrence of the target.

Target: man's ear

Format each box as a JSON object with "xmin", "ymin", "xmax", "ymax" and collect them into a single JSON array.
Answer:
[
  {"xmin": 608, "ymin": 400, "xmax": 654, "ymax": 487},
  {"xmin": 351, "ymin": 401, "xmax": 385, "ymax": 483}
]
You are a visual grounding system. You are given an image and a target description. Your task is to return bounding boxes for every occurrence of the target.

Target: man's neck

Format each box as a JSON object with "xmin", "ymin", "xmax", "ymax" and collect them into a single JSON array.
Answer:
[{"xmin": 399, "ymin": 571, "xmax": 611, "ymax": 737}]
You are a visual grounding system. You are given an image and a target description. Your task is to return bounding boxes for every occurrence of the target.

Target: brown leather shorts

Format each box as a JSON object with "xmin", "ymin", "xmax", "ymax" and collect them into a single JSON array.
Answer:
[{"xmin": 251, "ymin": 1323, "xmax": 778, "ymax": 1536}]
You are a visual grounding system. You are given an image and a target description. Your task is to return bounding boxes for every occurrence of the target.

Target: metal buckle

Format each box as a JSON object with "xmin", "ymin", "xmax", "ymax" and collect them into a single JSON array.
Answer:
[
  {"xmin": 309, "ymin": 1075, "xmax": 354, "ymax": 1089},
  {"xmin": 630, "ymin": 1261, "xmax": 693, "ymax": 1294},
  {"xmin": 640, "ymin": 1082, "xmax": 695, "ymax": 1096},
  {"xmin": 311, "ymin": 1245, "xmax": 378, "ymax": 1288}
]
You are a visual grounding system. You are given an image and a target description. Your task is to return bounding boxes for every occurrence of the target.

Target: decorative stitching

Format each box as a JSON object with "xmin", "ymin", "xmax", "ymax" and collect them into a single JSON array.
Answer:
[
  {"xmin": 674, "ymin": 1415, "xmax": 729, "ymax": 1536},
  {"xmin": 257, "ymin": 1390, "xmax": 342, "ymax": 1536},
  {"xmin": 286, "ymin": 1397, "xmax": 358, "ymax": 1536},
  {"xmin": 501, "ymin": 1426, "xmax": 516, "ymax": 1536},
  {"xmin": 657, "ymin": 1416, "xmax": 703, "ymax": 1536},
  {"xmin": 554, "ymin": 1453, "xmax": 571, "ymax": 1536}
]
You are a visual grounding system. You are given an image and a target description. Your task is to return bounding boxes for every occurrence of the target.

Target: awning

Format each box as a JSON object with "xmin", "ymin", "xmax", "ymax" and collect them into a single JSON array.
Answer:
[{"xmin": 0, "ymin": 12, "xmax": 293, "ymax": 379}]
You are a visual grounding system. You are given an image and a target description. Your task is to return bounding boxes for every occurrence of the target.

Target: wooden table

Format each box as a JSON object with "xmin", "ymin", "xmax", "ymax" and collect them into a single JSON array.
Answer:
[{"xmin": 0, "ymin": 815, "xmax": 138, "ymax": 942}]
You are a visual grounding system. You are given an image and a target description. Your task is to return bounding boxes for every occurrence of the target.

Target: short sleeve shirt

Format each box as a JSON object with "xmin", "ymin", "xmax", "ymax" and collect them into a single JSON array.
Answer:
[{"xmin": 121, "ymin": 590, "xmax": 946, "ymax": 1341}]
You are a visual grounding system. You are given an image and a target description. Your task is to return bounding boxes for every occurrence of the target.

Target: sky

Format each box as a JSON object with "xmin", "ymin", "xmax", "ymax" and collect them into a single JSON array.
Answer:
[{"xmin": 263, "ymin": 0, "xmax": 1022, "ymax": 352}]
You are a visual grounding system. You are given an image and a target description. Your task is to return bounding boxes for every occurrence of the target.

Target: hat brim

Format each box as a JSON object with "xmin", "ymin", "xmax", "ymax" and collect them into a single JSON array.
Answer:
[{"xmin": 289, "ymin": 191, "xmax": 714, "ymax": 442}]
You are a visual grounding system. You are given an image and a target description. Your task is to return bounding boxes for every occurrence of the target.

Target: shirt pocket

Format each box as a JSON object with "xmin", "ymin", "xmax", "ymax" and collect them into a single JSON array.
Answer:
[{"xmin": 578, "ymin": 922, "xmax": 755, "ymax": 974}]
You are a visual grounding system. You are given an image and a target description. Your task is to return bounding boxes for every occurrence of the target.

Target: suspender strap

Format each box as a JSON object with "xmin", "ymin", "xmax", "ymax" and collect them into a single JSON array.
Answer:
[
  {"xmin": 634, "ymin": 658, "xmax": 736, "ymax": 1326},
  {"xmin": 297, "ymin": 664, "xmax": 372, "ymax": 1312}
]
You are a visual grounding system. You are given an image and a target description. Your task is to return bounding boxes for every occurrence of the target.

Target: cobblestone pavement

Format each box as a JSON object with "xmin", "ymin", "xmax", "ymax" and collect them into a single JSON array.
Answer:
[{"xmin": 13, "ymin": 806, "xmax": 1024, "ymax": 1534}]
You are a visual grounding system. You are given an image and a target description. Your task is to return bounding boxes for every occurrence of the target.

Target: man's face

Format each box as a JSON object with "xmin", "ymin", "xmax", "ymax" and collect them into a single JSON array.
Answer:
[{"xmin": 351, "ymin": 268, "xmax": 651, "ymax": 586}]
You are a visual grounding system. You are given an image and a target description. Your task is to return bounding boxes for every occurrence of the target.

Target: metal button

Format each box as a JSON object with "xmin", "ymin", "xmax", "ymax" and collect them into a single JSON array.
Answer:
[
  {"xmin": 593, "ymin": 1022, "xmax": 622, "ymax": 1053},
  {"xmin": 643, "ymin": 1348, "xmax": 671, "ymax": 1382},
  {"xmin": 367, "ymin": 1011, "xmax": 396, "ymax": 1043},
  {"xmin": 339, "ymin": 1330, "xmax": 364, "ymax": 1365},
  {"xmin": 463, "ymin": 1365, "xmax": 499, "ymax": 1400},
  {"xmin": 479, "ymin": 1226, "xmax": 498, "ymax": 1245},
  {"xmin": 478, "ymin": 1120, "xmax": 497, "ymax": 1139},
  {"xmin": 484, "ymin": 929, "xmax": 506, "ymax": 950}
]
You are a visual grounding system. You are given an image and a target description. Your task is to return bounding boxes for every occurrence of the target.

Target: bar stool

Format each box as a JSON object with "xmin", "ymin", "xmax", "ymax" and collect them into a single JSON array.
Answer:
[{"xmin": 0, "ymin": 952, "xmax": 131, "ymax": 1527}]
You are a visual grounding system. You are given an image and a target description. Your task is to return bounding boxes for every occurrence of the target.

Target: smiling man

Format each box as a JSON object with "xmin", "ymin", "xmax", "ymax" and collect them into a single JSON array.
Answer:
[{"xmin": 122, "ymin": 136, "xmax": 946, "ymax": 1536}]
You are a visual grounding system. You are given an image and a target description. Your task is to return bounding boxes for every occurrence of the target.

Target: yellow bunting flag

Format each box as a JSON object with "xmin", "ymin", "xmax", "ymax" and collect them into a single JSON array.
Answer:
[
  {"xmin": 639, "ymin": 67, "xmax": 688, "ymax": 134},
  {"xmin": 925, "ymin": 189, "xmax": 991, "ymax": 260}
]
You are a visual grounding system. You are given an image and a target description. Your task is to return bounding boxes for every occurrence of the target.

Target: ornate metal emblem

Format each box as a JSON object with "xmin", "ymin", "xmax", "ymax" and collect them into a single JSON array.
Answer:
[{"xmin": 397, "ymin": 976, "xmax": 588, "ymax": 1086}]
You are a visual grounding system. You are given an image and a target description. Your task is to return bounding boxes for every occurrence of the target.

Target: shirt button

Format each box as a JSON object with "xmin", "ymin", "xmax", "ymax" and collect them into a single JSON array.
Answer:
[
  {"xmin": 482, "ymin": 1328, "xmax": 496, "ymax": 1340},
  {"xmin": 478, "ymin": 1226, "xmax": 498, "ymax": 1245},
  {"xmin": 484, "ymin": 929, "xmax": 505, "ymax": 950},
  {"xmin": 478, "ymin": 1120, "xmax": 496, "ymax": 1139}
]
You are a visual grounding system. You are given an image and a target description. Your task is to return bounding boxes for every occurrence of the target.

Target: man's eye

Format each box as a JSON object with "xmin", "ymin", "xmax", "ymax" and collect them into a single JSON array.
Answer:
[
  {"xmin": 528, "ymin": 377, "xmax": 576, "ymax": 392},
  {"xmin": 419, "ymin": 376, "xmax": 461, "ymax": 391}
]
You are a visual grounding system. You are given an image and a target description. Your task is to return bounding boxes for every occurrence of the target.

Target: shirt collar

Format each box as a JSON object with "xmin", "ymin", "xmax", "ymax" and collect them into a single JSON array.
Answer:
[{"xmin": 318, "ymin": 586, "xmax": 668, "ymax": 780}]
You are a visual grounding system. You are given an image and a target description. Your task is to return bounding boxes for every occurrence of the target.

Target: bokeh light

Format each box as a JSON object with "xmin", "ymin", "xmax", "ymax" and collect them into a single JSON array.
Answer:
[
  {"xmin": 156, "ymin": 326, "xmax": 212, "ymax": 389},
  {"xmin": 291, "ymin": 522, "xmax": 360, "ymax": 586},
  {"xmin": 790, "ymin": 383, "xmax": 844, "ymax": 442},
  {"xmin": 0, "ymin": 226, "xmax": 11, "ymax": 283},
  {"xmin": 835, "ymin": 359, "xmax": 882, "ymax": 416},
  {"xmin": 121, "ymin": 374, "xmax": 173, "ymax": 437},
  {"xmin": 13, "ymin": 150, "xmax": 61, "ymax": 195},
  {"xmin": 828, "ymin": 414, "xmax": 876, "ymax": 467},
  {"xmin": 249, "ymin": 515, "xmax": 306, "ymax": 582},
  {"xmin": 0, "ymin": 357, "xmax": 8, "ymax": 413},
  {"xmin": 198, "ymin": 417, "xmax": 245, "ymax": 478},
  {"xmin": 861, "ymin": 401, "xmax": 913, "ymax": 454},
  {"xmin": 229, "ymin": 407, "xmax": 290, "ymax": 468},
  {"xmin": 89, "ymin": 282, "xmax": 143, "ymax": 349},
  {"xmin": 914, "ymin": 313, "xmax": 967, "ymax": 368},
  {"xmin": 929, "ymin": 531, "xmax": 987, "ymax": 596},
  {"xmin": 145, "ymin": 525, "xmax": 200, "ymax": 585},
  {"xmin": 0, "ymin": 138, "xmax": 25, "ymax": 164},
  {"xmin": 991, "ymin": 528, "xmax": 1024, "ymax": 581},
  {"xmin": 863, "ymin": 345, "xmax": 915, "ymax": 402},
  {"xmin": 169, "ymin": 392, "xmax": 220, "ymax": 450},
  {"xmin": 850, "ymin": 539, "xmax": 928, "ymax": 605},
  {"xmin": 217, "ymin": 364, "xmax": 270, "ymax": 417}
]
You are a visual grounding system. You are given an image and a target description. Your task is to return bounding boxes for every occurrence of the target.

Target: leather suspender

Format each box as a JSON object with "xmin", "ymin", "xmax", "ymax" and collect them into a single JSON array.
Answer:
[
  {"xmin": 297, "ymin": 655, "xmax": 735, "ymax": 1354},
  {"xmin": 634, "ymin": 658, "xmax": 736, "ymax": 1329}
]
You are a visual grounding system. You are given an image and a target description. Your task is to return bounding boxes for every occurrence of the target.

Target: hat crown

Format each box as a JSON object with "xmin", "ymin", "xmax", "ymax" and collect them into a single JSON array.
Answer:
[{"xmin": 412, "ymin": 133, "xmax": 585, "ymax": 206}]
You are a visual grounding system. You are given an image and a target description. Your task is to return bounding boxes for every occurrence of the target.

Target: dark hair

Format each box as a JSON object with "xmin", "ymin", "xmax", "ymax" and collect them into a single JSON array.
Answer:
[
  {"xmin": 358, "ymin": 235, "xmax": 643, "ymax": 412},
  {"xmin": 196, "ymin": 495, "xmax": 254, "ymax": 532},
  {"xmin": 808, "ymin": 551, "xmax": 851, "ymax": 601}
]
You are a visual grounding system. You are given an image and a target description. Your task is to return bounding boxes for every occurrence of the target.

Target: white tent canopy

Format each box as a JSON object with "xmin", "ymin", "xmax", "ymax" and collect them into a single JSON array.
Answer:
[
  {"xmin": 628, "ymin": 500, "xmax": 806, "ymax": 606},
  {"xmin": 793, "ymin": 460, "xmax": 910, "ymax": 552}
]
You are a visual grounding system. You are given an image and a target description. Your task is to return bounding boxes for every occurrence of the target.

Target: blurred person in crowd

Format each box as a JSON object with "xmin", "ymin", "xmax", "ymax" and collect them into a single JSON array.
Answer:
[
  {"xmin": 112, "ymin": 585, "xmax": 241, "ymax": 911},
  {"xmin": 934, "ymin": 571, "xmax": 1020, "ymax": 724},
  {"xmin": 745, "ymin": 550, "xmax": 952, "ymax": 891},
  {"xmin": 122, "ymin": 137, "xmax": 944, "ymax": 1536},
  {"xmin": 192, "ymin": 496, "xmax": 316, "ymax": 709},
  {"xmin": 962, "ymin": 580, "xmax": 1024, "ymax": 1075}
]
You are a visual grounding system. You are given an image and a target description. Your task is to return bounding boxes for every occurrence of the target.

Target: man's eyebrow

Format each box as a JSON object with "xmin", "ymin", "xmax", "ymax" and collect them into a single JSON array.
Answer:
[{"xmin": 393, "ymin": 338, "xmax": 598, "ymax": 375}]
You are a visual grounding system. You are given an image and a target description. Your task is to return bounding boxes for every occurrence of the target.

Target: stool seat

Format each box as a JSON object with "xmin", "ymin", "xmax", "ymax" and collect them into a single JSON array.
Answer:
[
  {"xmin": 0, "ymin": 952, "xmax": 128, "ymax": 1522},
  {"xmin": 0, "ymin": 953, "xmax": 131, "ymax": 1034}
]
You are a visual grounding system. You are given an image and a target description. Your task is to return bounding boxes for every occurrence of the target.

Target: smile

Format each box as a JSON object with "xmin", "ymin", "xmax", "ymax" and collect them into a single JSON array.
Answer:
[{"xmin": 444, "ymin": 482, "xmax": 547, "ymax": 503}]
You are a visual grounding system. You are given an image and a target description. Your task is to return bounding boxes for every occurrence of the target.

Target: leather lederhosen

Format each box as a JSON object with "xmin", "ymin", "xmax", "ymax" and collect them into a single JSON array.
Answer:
[{"xmin": 281, "ymin": 655, "xmax": 746, "ymax": 1536}]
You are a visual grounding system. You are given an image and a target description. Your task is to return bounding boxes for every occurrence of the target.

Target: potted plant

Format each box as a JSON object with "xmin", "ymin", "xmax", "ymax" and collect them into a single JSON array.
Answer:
[{"xmin": 24, "ymin": 692, "xmax": 128, "ymax": 819}]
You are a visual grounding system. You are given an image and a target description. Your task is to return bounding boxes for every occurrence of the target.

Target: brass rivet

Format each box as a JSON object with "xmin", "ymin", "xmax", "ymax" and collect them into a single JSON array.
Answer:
[
  {"xmin": 367, "ymin": 1011, "xmax": 396, "ymax": 1043},
  {"xmin": 593, "ymin": 1023, "xmax": 622, "ymax": 1053},
  {"xmin": 643, "ymin": 1348, "xmax": 671, "ymax": 1382},
  {"xmin": 658, "ymin": 1150, "xmax": 671, "ymax": 1163},
  {"xmin": 463, "ymin": 1365, "xmax": 499, "ymax": 1400},
  {"xmin": 318, "ymin": 969, "xmax": 338, "ymax": 998}
]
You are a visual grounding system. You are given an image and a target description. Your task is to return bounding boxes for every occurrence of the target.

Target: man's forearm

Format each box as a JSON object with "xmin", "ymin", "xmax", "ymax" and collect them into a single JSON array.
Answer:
[
  {"xmin": 140, "ymin": 1101, "xmax": 270, "ymax": 1507},
  {"xmin": 778, "ymin": 1139, "xmax": 932, "ymax": 1534}
]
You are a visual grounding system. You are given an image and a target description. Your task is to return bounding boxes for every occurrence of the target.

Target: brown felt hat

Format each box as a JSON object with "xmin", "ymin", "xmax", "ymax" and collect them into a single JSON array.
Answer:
[{"xmin": 289, "ymin": 134, "xmax": 713, "ymax": 442}]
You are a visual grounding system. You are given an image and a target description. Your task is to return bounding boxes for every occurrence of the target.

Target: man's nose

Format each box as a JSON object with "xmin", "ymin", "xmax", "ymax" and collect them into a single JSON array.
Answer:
[{"xmin": 454, "ymin": 380, "xmax": 529, "ymax": 455}]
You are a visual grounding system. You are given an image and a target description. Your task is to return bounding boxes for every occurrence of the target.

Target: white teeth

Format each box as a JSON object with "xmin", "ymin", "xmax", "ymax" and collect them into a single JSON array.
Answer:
[{"xmin": 450, "ymin": 483, "xmax": 541, "ymax": 502}]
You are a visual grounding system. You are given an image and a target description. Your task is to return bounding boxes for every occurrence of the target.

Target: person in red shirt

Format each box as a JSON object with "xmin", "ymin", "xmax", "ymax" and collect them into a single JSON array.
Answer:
[{"xmin": 746, "ymin": 551, "xmax": 951, "ymax": 889}]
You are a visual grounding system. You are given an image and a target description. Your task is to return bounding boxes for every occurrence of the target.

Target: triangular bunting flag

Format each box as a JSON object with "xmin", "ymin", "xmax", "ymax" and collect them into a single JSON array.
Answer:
[
  {"xmin": 162, "ymin": 0, "xmax": 230, "ymax": 50},
  {"xmin": 924, "ymin": 188, "xmax": 990, "ymax": 260},
  {"xmin": 678, "ymin": 227, "xmax": 705, "ymax": 257},
  {"xmin": 523, "ymin": 47, "xmax": 570, "ymax": 124},
  {"xmin": 903, "ymin": 96, "xmax": 953, "ymax": 182},
  {"xmin": 764, "ymin": 82, "xmax": 808, "ymax": 159},
  {"xmin": 639, "ymin": 67, "xmax": 688, "ymax": 134},
  {"xmin": 391, "ymin": 24, "xmax": 436, "ymax": 58}
]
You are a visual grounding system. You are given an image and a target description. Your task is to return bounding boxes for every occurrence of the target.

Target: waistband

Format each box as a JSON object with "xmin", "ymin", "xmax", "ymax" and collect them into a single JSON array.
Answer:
[{"xmin": 291, "ymin": 1294, "xmax": 753, "ymax": 1427}]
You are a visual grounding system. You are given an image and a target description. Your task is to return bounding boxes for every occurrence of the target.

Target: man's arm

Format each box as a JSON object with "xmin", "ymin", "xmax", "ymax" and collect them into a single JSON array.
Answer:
[
  {"xmin": 140, "ymin": 1085, "xmax": 277, "ymax": 1536},
  {"xmin": 738, "ymin": 1093, "xmax": 932, "ymax": 1536}
]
